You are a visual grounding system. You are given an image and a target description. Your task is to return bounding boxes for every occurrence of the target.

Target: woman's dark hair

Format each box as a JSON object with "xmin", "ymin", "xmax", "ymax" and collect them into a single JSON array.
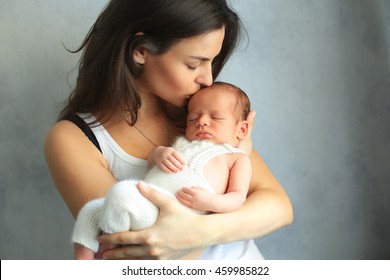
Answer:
[{"xmin": 59, "ymin": 0, "xmax": 244, "ymax": 125}]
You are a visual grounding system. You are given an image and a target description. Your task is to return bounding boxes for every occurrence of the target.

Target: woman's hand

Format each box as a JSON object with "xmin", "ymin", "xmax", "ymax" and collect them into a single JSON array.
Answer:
[
  {"xmin": 97, "ymin": 182, "xmax": 210, "ymax": 260},
  {"xmin": 238, "ymin": 110, "xmax": 256, "ymax": 154}
]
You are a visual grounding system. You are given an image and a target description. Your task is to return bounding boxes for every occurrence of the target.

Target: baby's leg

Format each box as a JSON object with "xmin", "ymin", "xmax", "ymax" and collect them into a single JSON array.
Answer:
[
  {"xmin": 72, "ymin": 198, "xmax": 105, "ymax": 253},
  {"xmin": 99, "ymin": 180, "xmax": 159, "ymax": 233},
  {"xmin": 94, "ymin": 242, "xmax": 121, "ymax": 259},
  {"xmin": 74, "ymin": 243, "xmax": 95, "ymax": 260}
]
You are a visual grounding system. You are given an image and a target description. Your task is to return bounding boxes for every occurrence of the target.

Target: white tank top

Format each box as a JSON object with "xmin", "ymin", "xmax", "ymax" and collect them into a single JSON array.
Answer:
[{"xmin": 79, "ymin": 113, "xmax": 264, "ymax": 260}]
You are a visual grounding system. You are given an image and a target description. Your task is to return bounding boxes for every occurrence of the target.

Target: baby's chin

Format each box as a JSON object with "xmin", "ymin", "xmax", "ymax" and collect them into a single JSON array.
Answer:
[{"xmin": 187, "ymin": 135, "xmax": 237, "ymax": 146}]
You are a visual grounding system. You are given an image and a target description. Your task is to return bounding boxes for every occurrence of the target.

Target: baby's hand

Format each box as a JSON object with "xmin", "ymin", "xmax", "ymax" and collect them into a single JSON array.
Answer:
[
  {"xmin": 150, "ymin": 146, "xmax": 185, "ymax": 173},
  {"xmin": 176, "ymin": 186, "xmax": 213, "ymax": 212}
]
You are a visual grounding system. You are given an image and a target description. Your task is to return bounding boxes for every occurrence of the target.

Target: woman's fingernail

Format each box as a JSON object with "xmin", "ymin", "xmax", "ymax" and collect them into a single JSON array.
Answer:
[{"xmin": 138, "ymin": 181, "xmax": 149, "ymax": 189}]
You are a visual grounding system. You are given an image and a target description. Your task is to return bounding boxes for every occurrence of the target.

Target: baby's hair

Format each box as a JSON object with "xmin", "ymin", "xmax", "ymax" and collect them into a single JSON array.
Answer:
[{"xmin": 211, "ymin": 81, "xmax": 251, "ymax": 122}]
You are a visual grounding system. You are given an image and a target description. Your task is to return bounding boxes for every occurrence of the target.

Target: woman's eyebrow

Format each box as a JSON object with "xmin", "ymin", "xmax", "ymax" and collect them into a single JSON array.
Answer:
[{"xmin": 188, "ymin": 55, "xmax": 211, "ymax": 62}]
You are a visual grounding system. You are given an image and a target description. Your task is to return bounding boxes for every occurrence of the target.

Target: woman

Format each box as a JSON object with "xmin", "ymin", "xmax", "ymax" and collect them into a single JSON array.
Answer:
[{"xmin": 44, "ymin": 0, "xmax": 293, "ymax": 260}]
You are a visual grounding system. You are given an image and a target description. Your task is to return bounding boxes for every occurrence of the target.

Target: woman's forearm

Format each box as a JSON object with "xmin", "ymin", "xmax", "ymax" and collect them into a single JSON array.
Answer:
[{"xmin": 97, "ymin": 176, "xmax": 293, "ymax": 259}]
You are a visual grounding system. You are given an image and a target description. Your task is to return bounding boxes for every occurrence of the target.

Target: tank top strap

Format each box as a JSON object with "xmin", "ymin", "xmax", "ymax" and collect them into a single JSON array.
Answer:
[{"xmin": 60, "ymin": 113, "xmax": 102, "ymax": 153}]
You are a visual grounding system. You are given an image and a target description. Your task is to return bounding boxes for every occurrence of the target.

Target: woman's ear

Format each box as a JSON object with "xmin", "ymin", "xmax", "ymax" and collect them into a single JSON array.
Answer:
[
  {"xmin": 237, "ymin": 120, "xmax": 249, "ymax": 140},
  {"xmin": 133, "ymin": 46, "xmax": 146, "ymax": 65},
  {"xmin": 133, "ymin": 32, "xmax": 146, "ymax": 65}
]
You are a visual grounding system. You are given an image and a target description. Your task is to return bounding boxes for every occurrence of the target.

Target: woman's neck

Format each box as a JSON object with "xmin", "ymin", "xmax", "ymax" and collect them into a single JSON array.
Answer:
[{"xmin": 138, "ymin": 98, "xmax": 165, "ymax": 120}]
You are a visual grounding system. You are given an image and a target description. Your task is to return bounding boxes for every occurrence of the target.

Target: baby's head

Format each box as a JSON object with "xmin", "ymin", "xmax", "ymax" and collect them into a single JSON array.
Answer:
[{"xmin": 185, "ymin": 82, "xmax": 250, "ymax": 147}]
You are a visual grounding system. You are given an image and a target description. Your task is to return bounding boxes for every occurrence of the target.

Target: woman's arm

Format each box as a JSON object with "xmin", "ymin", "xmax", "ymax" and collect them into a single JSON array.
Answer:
[
  {"xmin": 98, "ymin": 148, "xmax": 293, "ymax": 260},
  {"xmin": 97, "ymin": 110, "xmax": 293, "ymax": 259},
  {"xmin": 84, "ymin": 110, "xmax": 292, "ymax": 260},
  {"xmin": 44, "ymin": 120, "xmax": 117, "ymax": 218}
]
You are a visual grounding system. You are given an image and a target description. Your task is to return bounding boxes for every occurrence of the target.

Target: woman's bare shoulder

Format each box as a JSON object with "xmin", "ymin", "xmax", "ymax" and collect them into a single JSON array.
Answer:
[
  {"xmin": 45, "ymin": 119, "xmax": 82, "ymax": 140},
  {"xmin": 45, "ymin": 120, "xmax": 93, "ymax": 155},
  {"xmin": 44, "ymin": 119, "xmax": 106, "ymax": 168},
  {"xmin": 44, "ymin": 120, "xmax": 114, "ymax": 217}
]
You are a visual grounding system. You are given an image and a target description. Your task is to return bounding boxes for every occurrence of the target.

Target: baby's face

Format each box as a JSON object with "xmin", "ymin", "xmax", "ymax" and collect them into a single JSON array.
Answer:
[{"xmin": 185, "ymin": 87, "xmax": 244, "ymax": 146}]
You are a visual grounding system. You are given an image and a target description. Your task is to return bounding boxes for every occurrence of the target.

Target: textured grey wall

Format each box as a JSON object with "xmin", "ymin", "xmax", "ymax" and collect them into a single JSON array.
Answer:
[{"xmin": 1, "ymin": 0, "xmax": 389, "ymax": 259}]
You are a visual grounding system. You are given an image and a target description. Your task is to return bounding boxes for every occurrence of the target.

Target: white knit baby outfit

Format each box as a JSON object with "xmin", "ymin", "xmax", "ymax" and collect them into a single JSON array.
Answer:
[{"xmin": 72, "ymin": 136, "xmax": 243, "ymax": 252}]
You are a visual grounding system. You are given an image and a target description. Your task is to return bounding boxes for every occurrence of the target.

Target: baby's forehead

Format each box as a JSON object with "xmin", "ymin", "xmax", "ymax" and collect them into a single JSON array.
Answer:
[
  {"xmin": 187, "ymin": 100, "xmax": 236, "ymax": 118},
  {"xmin": 189, "ymin": 89, "xmax": 235, "ymax": 105},
  {"xmin": 194, "ymin": 85, "xmax": 236, "ymax": 100},
  {"xmin": 188, "ymin": 87, "xmax": 237, "ymax": 112}
]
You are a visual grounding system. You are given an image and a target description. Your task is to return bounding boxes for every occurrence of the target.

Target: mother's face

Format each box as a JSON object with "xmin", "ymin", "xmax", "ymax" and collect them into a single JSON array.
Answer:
[{"xmin": 134, "ymin": 27, "xmax": 225, "ymax": 107}]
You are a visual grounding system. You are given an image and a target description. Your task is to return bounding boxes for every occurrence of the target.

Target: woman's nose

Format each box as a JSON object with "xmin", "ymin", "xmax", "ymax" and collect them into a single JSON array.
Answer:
[{"xmin": 195, "ymin": 63, "xmax": 213, "ymax": 87}]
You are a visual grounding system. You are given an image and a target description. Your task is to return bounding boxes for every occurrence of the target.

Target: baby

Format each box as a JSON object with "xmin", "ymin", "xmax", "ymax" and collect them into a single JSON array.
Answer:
[{"xmin": 72, "ymin": 81, "xmax": 252, "ymax": 259}]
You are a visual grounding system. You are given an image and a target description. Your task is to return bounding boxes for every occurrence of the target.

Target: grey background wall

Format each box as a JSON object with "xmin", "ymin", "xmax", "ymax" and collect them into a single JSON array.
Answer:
[{"xmin": 1, "ymin": 0, "xmax": 389, "ymax": 260}]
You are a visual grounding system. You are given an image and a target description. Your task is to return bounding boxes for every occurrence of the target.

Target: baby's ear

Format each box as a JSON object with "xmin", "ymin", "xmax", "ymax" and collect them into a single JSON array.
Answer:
[{"xmin": 237, "ymin": 120, "xmax": 249, "ymax": 140}]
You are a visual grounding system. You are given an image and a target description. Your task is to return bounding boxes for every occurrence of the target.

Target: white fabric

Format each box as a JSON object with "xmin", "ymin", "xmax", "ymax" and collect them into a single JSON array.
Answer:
[
  {"xmin": 72, "ymin": 198, "xmax": 104, "ymax": 252},
  {"xmin": 144, "ymin": 136, "xmax": 242, "ymax": 195},
  {"xmin": 74, "ymin": 113, "xmax": 264, "ymax": 260},
  {"xmin": 80, "ymin": 113, "xmax": 149, "ymax": 180},
  {"xmin": 73, "ymin": 137, "xmax": 241, "ymax": 250}
]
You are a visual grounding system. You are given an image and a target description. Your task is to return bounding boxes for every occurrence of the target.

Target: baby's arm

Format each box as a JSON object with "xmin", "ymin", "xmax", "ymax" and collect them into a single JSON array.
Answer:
[
  {"xmin": 177, "ymin": 154, "xmax": 252, "ymax": 213},
  {"xmin": 148, "ymin": 146, "xmax": 186, "ymax": 173}
]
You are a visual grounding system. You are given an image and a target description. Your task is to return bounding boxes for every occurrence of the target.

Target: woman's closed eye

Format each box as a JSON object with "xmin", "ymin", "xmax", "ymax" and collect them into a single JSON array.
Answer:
[{"xmin": 186, "ymin": 64, "xmax": 199, "ymax": 70}]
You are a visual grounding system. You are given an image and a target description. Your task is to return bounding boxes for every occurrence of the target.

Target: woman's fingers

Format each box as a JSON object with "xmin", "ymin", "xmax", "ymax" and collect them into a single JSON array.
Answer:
[
  {"xmin": 101, "ymin": 244, "xmax": 159, "ymax": 260},
  {"xmin": 97, "ymin": 229, "xmax": 164, "ymax": 259},
  {"xmin": 137, "ymin": 181, "xmax": 185, "ymax": 213},
  {"xmin": 98, "ymin": 231, "xmax": 147, "ymax": 246},
  {"xmin": 98, "ymin": 182, "xmax": 204, "ymax": 260}
]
